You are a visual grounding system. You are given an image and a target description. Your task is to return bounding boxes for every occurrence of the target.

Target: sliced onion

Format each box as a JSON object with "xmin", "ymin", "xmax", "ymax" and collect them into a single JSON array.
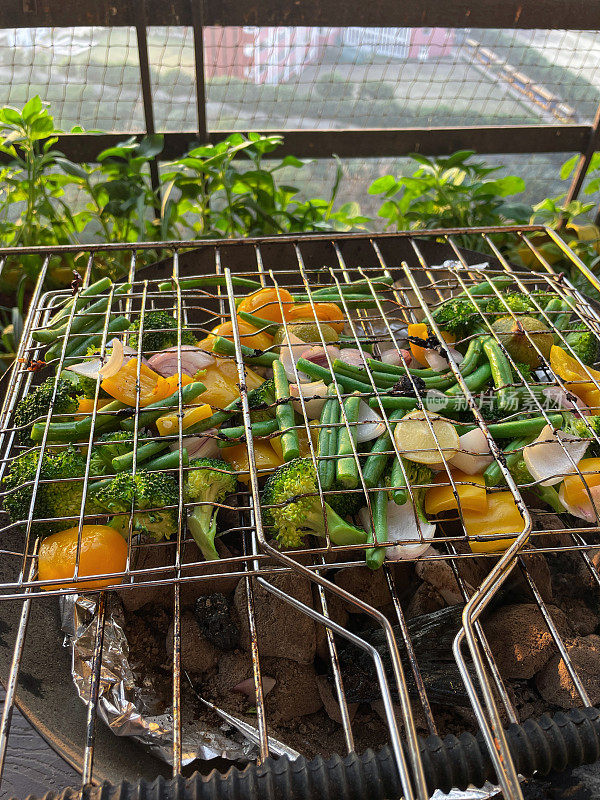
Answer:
[
  {"xmin": 300, "ymin": 344, "xmax": 340, "ymax": 370},
  {"xmin": 233, "ymin": 676, "xmax": 276, "ymax": 698},
  {"xmin": 98, "ymin": 338, "xmax": 125, "ymax": 378},
  {"xmin": 449, "ymin": 428, "xmax": 494, "ymax": 475},
  {"xmin": 66, "ymin": 358, "xmax": 103, "ymax": 379},
  {"xmin": 381, "ymin": 348, "xmax": 411, "ymax": 367},
  {"xmin": 356, "ymin": 401, "xmax": 386, "ymax": 443},
  {"xmin": 558, "ymin": 483, "xmax": 600, "ymax": 522},
  {"xmin": 338, "ymin": 348, "xmax": 366, "ymax": 368},
  {"xmin": 170, "ymin": 430, "xmax": 220, "ymax": 460},
  {"xmin": 148, "ymin": 345, "xmax": 214, "ymax": 378},
  {"xmin": 290, "ymin": 380, "xmax": 328, "ymax": 418},
  {"xmin": 523, "ymin": 424, "xmax": 590, "ymax": 486},
  {"xmin": 424, "ymin": 346, "xmax": 464, "ymax": 372},
  {"xmin": 542, "ymin": 386, "xmax": 588, "ymax": 414},
  {"xmin": 359, "ymin": 502, "xmax": 436, "ymax": 561},
  {"xmin": 280, "ymin": 332, "xmax": 313, "ymax": 383}
]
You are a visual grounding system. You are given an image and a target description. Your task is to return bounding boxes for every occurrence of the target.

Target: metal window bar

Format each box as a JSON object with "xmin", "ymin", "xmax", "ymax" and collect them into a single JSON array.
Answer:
[{"xmin": 3, "ymin": 228, "xmax": 600, "ymax": 799}]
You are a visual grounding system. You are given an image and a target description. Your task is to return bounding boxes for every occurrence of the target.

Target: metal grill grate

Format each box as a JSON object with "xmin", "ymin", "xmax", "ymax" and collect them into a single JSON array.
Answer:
[{"xmin": 1, "ymin": 227, "xmax": 600, "ymax": 800}]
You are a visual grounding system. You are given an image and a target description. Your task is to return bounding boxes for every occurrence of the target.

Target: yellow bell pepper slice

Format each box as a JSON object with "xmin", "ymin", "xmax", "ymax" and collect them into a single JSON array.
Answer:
[
  {"xmin": 550, "ymin": 345, "xmax": 600, "ymax": 401},
  {"xmin": 198, "ymin": 358, "xmax": 264, "ymax": 409},
  {"xmin": 424, "ymin": 470, "xmax": 487, "ymax": 515},
  {"xmin": 407, "ymin": 323, "xmax": 455, "ymax": 367},
  {"xmin": 76, "ymin": 397, "xmax": 112, "ymax": 417},
  {"xmin": 221, "ymin": 440, "xmax": 283, "ymax": 484},
  {"xmin": 101, "ymin": 358, "xmax": 164, "ymax": 407},
  {"xmin": 561, "ymin": 457, "xmax": 600, "ymax": 516},
  {"xmin": 464, "ymin": 491, "xmax": 526, "ymax": 554},
  {"xmin": 210, "ymin": 319, "xmax": 274, "ymax": 350},
  {"xmin": 156, "ymin": 403, "xmax": 213, "ymax": 437}
]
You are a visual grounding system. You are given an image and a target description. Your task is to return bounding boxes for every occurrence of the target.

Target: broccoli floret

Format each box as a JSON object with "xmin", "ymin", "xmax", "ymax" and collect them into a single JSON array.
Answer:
[
  {"xmin": 261, "ymin": 458, "xmax": 367, "ymax": 549},
  {"xmin": 562, "ymin": 412, "xmax": 600, "ymax": 441},
  {"xmin": 3, "ymin": 446, "xmax": 90, "ymax": 534},
  {"xmin": 88, "ymin": 430, "xmax": 148, "ymax": 476},
  {"xmin": 129, "ymin": 311, "xmax": 197, "ymax": 354},
  {"xmin": 14, "ymin": 377, "xmax": 80, "ymax": 443},
  {"xmin": 185, "ymin": 457, "xmax": 238, "ymax": 560},
  {"xmin": 92, "ymin": 470, "xmax": 179, "ymax": 541},
  {"xmin": 393, "ymin": 459, "xmax": 432, "ymax": 521},
  {"xmin": 247, "ymin": 379, "xmax": 276, "ymax": 422},
  {"xmin": 485, "ymin": 293, "xmax": 536, "ymax": 316},
  {"xmin": 327, "ymin": 489, "xmax": 365, "ymax": 518},
  {"xmin": 431, "ymin": 298, "xmax": 479, "ymax": 336},
  {"xmin": 60, "ymin": 368, "xmax": 111, "ymax": 401},
  {"xmin": 565, "ymin": 323, "xmax": 599, "ymax": 366}
]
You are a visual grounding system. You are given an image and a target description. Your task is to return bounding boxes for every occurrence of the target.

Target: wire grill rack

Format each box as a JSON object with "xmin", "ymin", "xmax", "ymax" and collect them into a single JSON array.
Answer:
[{"xmin": 1, "ymin": 226, "xmax": 600, "ymax": 800}]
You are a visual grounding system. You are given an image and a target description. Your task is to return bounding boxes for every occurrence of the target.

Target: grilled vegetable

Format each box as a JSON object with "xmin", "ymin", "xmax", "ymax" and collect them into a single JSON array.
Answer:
[
  {"xmin": 38, "ymin": 524, "xmax": 128, "ymax": 590},
  {"xmin": 336, "ymin": 392, "xmax": 361, "ymax": 489},
  {"xmin": 185, "ymin": 457, "xmax": 237, "ymax": 561},
  {"xmin": 491, "ymin": 315, "xmax": 553, "ymax": 368},
  {"xmin": 3, "ymin": 447, "xmax": 89, "ymax": 535},
  {"xmin": 424, "ymin": 470, "xmax": 487, "ymax": 515},
  {"xmin": 261, "ymin": 458, "xmax": 367, "ymax": 548},
  {"xmin": 464, "ymin": 491, "xmax": 526, "ymax": 554},
  {"xmin": 237, "ymin": 287, "xmax": 294, "ymax": 323},
  {"xmin": 92, "ymin": 470, "xmax": 179, "ymax": 540},
  {"xmin": 273, "ymin": 359, "xmax": 300, "ymax": 462},
  {"xmin": 564, "ymin": 322, "xmax": 599, "ymax": 366},
  {"xmin": 393, "ymin": 410, "xmax": 459, "ymax": 466},
  {"xmin": 129, "ymin": 310, "xmax": 197, "ymax": 353},
  {"xmin": 13, "ymin": 376, "xmax": 80, "ymax": 443}
]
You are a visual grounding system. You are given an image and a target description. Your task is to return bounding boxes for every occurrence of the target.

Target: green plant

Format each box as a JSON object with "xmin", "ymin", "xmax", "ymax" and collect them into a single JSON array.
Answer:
[
  {"xmin": 161, "ymin": 132, "xmax": 367, "ymax": 239},
  {"xmin": 368, "ymin": 150, "xmax": 529, "ymax": 250}
]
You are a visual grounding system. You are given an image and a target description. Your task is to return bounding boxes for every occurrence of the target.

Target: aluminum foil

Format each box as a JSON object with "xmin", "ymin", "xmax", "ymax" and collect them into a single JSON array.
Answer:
[{"xmin": 59, "ymin": 592, "xmax": 259, "ymax": 765}]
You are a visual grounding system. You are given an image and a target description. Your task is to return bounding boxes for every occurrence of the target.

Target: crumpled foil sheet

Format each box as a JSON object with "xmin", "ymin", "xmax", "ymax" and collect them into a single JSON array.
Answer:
[
  {"xmin": 59, "ymin": 592, "xmax": 258, "ymax": 765},
  {"xmin": 59, "ymin": 592, "xmax": 501, "ymax": 798}
]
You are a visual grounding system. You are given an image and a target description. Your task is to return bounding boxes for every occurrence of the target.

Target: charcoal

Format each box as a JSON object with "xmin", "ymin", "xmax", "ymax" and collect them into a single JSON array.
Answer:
[
  {"xmin": 335, "ymin": 605, "xmax": 475, "ymax": 707},
  {"xmin": 537, "ymin": 634, "xmax": 600, "ymax": 708},
  {"xmin": 194, "ymin": 593, "xmax": 240, "ymax": 651}
]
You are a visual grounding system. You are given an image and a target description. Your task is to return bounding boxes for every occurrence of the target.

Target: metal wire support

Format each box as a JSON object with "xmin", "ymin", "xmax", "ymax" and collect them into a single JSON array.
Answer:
[{"xmin": 2, "ymin": 227, "xmax": 600, "ymax": 799}]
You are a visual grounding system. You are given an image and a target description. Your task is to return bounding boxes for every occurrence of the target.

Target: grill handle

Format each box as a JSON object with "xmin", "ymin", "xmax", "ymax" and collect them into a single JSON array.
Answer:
[{"xmin": 21, "ymin": 706, "xmax": 600, "ymax": 800}]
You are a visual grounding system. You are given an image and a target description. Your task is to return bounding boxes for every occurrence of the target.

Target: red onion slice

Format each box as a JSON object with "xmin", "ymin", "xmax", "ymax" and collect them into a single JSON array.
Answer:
[
  {"xmin": 338, "ymin": 348, "xmax": 366, "ymax": 368},
  {"xmin": 542, "ymin": 386, "xmax": 588, "ymax": 414},
  {"xmin": 424, "ymin": 346, "xmax": 464, "ymax": 372},
  {"xmin": 280, "ymin": 332, "xmax": 313, "ymax": 383},
  {"xmin": 148, "ymin": 345, "xmax": 215, "ymax": 378},
  {"xmin": 381, "ymin": 348, "xmax": 412, "ymax": 367},
  {"xmin": 67, "ymin": 358, "xmax": 103, "ymax": 379},
  {"xmin": 169, "ymin": 430, "xmax": 220, "ymax": 460},
  {"xmin": 300, "ymin": 344, "xmax": 341, "ymax": 370},
  {"xmin": 233, "ymin": 676, "xmax": 276, "ymax": 698},
  {"xmin": 558, "ymin": 482, "xmax": 600, "ymax": 522}
]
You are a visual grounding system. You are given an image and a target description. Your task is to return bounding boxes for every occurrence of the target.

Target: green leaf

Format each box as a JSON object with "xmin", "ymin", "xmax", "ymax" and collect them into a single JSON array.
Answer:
[
  {"xmin": 560, "ymin": 154, "xmax": 579, "ymax": 180},
  {"xmin": 0, "ymin": 107, "xmax": 22, "ymax": 126},
  {"xmin": 136, "ymin": 134, "xmax": 164, "ymax": 159},
  {"xmin": 55, "ymin": 158, "xmax": 89, "ymax": 180},
  {"xmin": 21, "ymin": 96, "xmax": 42, "ymax": 122},
  {"xmin": 368, "ymin": 175, "xmax": 397, "ymax": 195}
]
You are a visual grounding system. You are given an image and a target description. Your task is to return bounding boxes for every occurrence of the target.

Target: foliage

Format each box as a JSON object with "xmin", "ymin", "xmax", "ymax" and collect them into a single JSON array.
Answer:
[{"xmin": 367, "ymin": 150, "xmax": 530, "ymax": 250}]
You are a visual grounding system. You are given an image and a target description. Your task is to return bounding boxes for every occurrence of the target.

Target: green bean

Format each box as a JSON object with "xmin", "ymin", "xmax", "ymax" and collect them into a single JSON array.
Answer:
[
  {"xmin": 445, "ymin": 363, "xmax": 493, "ymax": 396},
  {"xmin": 366, "ymin": 487, "xmax": 389, "ymax": 571},
  {"xmin": 332, "ymin": 359, "xmax": 395, "ymax": 390},
  {"xmin": 482, "ymin": 337, "xmax": 513, "ymax": 411},
  {"xmin": 465, "ymin": 413, "xmax": 564, "ymax": 440},
  {"xmin": 158, "ymin": 275, "xmax": 263, "ymax": 293},
  {"xmin": 237, "ymin": 310, "xmax": 280, "ymax": 336},
  {"xmin": 46, "ymin": 315, "xmax": 130, "ymax": 364},
  {"xmin": 296, "ymin": 358, "xmax": 372, "ymax": 394},
  {"xmin": 366, "ymin": 358, "xmax": 436, "ymax": 378},
  {"xmin": 335, "ymin": 393, "xmax": 361, "ymax": 489},
  {"xmin": 362, "ymin": 409, "xmax": 405, "ymax": 489},
  {"xmin": 449, "ymin": 275, "xmax": 513, "ymax": 303},
  {"xmin": 273, "ymin": 359, "xmax": 300, "ymax": 462},
  {"xmin": 210, "ymin": 335, "xmax": 278, "ymax": 366},
  {"xmin": 145, "ymin": 448, "xmax": 189, "ymax": 471},
  {"xmin": 292, "ymin": 294, "xmax": 378, "ymax": 308},
  {"xmin": 317, "ymin": 385, "xmax": 338, "ymax": 491},
  {"xmin": 483, "ymin": 436, "xmax": 533, "ymax": 488},
  {"xmin": 313, "ymin": 276, "xmax": 393, "ymax": 298},
  {"xmin": 33, "ymin": 283, "xmax": 131, "ymax": 344},
  {"xmin": 112, "ymin": 439, "xmax": 170, "ymax": 472},
  {"xmin": 368, "ymin": 395, "xmax": 420, "ymax": 412},
  {"xmin": 120, "ymin": 381, "xmax": 207, "ymax": 430},
  {"xmin": 390, "ymin": 456, "xmax": 410, "ymax": 505},
  {"xmin": 30, "ymin": 400, "xmax": 129, "ymax": 442},
  {"xmin": 218, "ymin": 418, "xmax": 279, "ymax": 442},
  {"xmin": 45, "ymin": 277, "xmax": 113, "ymax": 329},
  {"xmin": 44, "ymin": 313, "xmax": 103, "ymax": 363}
]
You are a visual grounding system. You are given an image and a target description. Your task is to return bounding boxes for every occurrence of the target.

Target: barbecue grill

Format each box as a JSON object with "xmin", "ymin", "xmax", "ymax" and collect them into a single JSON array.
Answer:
[{"xmin": 2, "ymin": 226, "xmax": 600, "ymax": 800}]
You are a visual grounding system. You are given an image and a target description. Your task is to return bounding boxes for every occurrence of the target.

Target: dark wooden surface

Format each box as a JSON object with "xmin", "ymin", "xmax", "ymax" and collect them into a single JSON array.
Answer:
[{"xmin": 0, "ymin": 686, "xmax": 78, "ymax": 800}]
